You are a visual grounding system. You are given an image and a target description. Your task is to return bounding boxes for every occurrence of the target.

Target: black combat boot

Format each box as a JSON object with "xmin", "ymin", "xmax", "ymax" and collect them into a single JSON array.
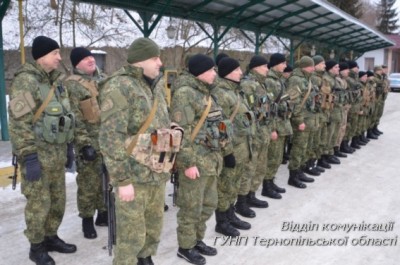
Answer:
[
  {"xmin": 29, "ymin": 242, "xmax": 55, "ymax": 265},
  {"xmin": 317, "ymin": 156, "xmax": 331, "ymax": 169},
  {"xmin": 350, "ymin": 137, "xmax": 361, "ymax": 149},
  {"xmin": 340, "ymin": 140, "xmax": 354, "ymax": 154},
  {"xmin": 95, "ymin": 211, "xmax": 108, "ymax": 226},
  {"xmin": 247, "ymin": 191, "xmax": 268, "ymax": 208},
  {"xmin": 373, "ymin": 125, "xmax": 383, "ymax": 135},
  {"xmin": 302, "ymin": 160, "xmax": 321, "ymax": 176},
  {"xmin": 138, "ymin": 256, "xmax": 154, "ymax": 265},
  {"xmin": 270, "ymin": 178, "xmax": 286, "ymax": 193},
  {"xmin": 261, "ymin": 180, "xmax": 282, "ymax": 199},
  {"xmin": 177, "ymin": 247, "xmax": 206, "ymax": 265},
  {"xmin": 288, "ymin": 170, "xmax": 306, "ymax": 189},
  {"xmin": 227, "ymin": 204, "xmax": 251, "ymax": 230},
  {"xmin": 44, "ymin": 235, "xmax": 77, "ymax": 253},
  {"xmin": 367, "ymin": 129, "xmax": 378, "ymax": 139},
  {"xmin": 357, "ymin": 135, "xmax": 368, "ymax": 145},
  {"xmin": 360, "ymin": 132, "xmax": 370, "ymax": 143},
  {"xmin": 324, "ymin": 154, "xmax": 340, "ymax": 165},
  {"xmin": 297, "ymin": 169, "xmax": 315, "ymax": 182},
  {"xmin": 215, "ymin": 210, "xmax": 240, "ymax": 236},
  {"xmin": 82, "ymin": 217, "xmax": 97, "ymax": 239},
  {"xmin": 313, "ymin": 159, "xmax": 325, "ymax": 173},
  {"xmin": 195, "ymin": 241, "xmax": 218, "ymax": 256},
  {"xmin": 334, "ymin": 146, "xmax": 347, "ymax": 158},
  {"xmin": 235, "ymin": 195, "xmax": 256, "ymax": 218}
]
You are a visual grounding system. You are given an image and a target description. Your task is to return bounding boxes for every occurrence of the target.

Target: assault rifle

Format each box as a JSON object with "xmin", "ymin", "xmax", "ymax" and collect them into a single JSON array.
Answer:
[
  {"xmin": 170, "ymin": 164, "xmax": 179, "ymax": 206},
  {"xmin": 12, "ymin": 154, "xmax": 18, "ymax": 190},
  {"xmin": 102, "ymin": 162, "xmax": 116, "ymax": 256}
]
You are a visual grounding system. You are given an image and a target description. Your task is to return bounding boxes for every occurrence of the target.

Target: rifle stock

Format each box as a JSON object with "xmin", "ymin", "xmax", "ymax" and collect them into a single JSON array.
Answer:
[
  {"xmin": 170, "ymin": 164, "xmax": 179, "ymax": 206},
  {"xmin": 102, "ymin": 162, "xmax": 116, "ymax": 256}
]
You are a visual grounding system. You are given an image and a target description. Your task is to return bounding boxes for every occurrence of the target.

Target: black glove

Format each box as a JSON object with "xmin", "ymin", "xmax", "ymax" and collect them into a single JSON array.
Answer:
[
  {"xmin": 24, "ymin": 153, "xmax": 42, "ymax": 181},
  {"xmin": 65, "ymin": 143, "xmax": 75, "ymax": 169},
  {"xmin": 223, "ymin": 153, "xmax": 236, "ymax": 168},
  {"xmin": 80, "ymin": 145, "xmax": 97, "ymax": 161}
]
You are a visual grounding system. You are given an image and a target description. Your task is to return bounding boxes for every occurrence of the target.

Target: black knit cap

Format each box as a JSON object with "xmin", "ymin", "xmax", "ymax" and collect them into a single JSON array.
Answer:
[
  {"xmin": 367, "ymin": 70, "xmax": 374, "ymax": 77},
  {"xmin": 284, "ymin": 65, "xmax": 293, "ymax": 73},
  {"xmin": 268, "ymin": 53, "xmax": 286, "ymax": 68},
  {"xmin": 325, "ymin": 60, "xmax": 338, "ymax": 71},
  {"xmin": 32, "ymin": 36, "xmax": 60, "ymax": 60},
  {"xmin": 218, "ymin": 57, "xmax": 240, "ymax": 78},
  {"xmin": 70, "ymin": 47, "xmax": 93, "ymax": 67},
  {"xmin": 188, "ymin": 54, "xmax": 215, "ymax": 77},
  {"xmin": 339, "ymin": 62, "xmax": 349, "ymax": 72},
  {"xmin": 249, "ymin": 55, "xmax": 268, "ymax": 70},
  {"xmin": 347, "ymin": 60, "xmax": 358, "ymax": 69},
  {"xmin": 215, "ymin": 53, "xmax": 229, "ymax": 65},
  {"xmin": 358, "ymin": 71, "xmax": 367, "ymax": 78}
]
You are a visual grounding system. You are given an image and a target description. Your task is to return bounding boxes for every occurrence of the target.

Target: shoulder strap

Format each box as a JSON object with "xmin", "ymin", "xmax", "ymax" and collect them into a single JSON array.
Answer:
[
  {"xmin": 126, "ymin": 98, "xmax": 158, "ymax": 155},
  {"xmin": 229, "ymin": 96, "xmax": 241, "ymax": 122},
  {"xmin": 299, "ymin": 80, "xmax": 312, "ymax": 110},
  {"xmin": 190, "ymin": 96, "xmax": 212, "ymax": 143},
  {"xmin": 66, "ymin": 74, "xmax": 98, "ymax": 97},
  {"xmin": 32, "ymin": 86, "xmax": 55, "ymax": 124}
]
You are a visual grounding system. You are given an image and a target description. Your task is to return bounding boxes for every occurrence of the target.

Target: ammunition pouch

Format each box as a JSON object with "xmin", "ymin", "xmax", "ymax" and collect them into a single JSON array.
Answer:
[
  {"xmin": 79, "ymin": 97, "xmax": 101, "ymax": 123},
  {"xmin": 126, "ymin": 125, "xmax": 183, "ymax": 173}
]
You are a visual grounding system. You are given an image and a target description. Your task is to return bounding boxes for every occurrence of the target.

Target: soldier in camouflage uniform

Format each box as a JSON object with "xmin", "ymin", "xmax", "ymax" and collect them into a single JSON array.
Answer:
[
  {"xmin": 366, "ymin": 70, "xmax": 379, "ymax": 139},
  {"xmin": 358, "ymin": 71, "xmax": 372, "ymax": 142},
  {"xmin": 171, "ymin": 54, "xmax": 225, "ymax": 265},
  {"xmin": 337, "ymin": 63, "xmax": 354, "ymax": 154},
  {"xmin": 99, "ymin": 38, "xmax": 173, "ymax": 265},
  {"xmin": 372, "ymin": 65, "xmax": 387, "ymax": 136},
  {"xmin": 238, "ymin": 55, "xmax": 273, "ymax": 218},
  {"xmin": 287, "ymin": 56, "xmax": 317, "ymax": 189},
  {"xmin": 281, "ymin": 65, "xmax": 293, "ymax": 164},
  {"xmin": 212, "ymin": 57, "xmax": 252, "ymax": 237},
  {"xmin": 64, "ymin": 47, "xmax": 107, "ymax": 239},
  {"xmin": 261, "ymin": 53, "xmax": 291, "ymax": 199},
  {"xmin": 8, "ymin": 36, "xmax": 77, "ymax": 265}
]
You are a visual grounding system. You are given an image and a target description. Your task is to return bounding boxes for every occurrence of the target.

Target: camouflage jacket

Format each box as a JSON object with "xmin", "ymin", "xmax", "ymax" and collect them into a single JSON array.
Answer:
[
  {"xmin": 346, "ymin": 71, "xmax": 363, "ymax": 113},
  {"xmin": 170, "ymin": 73, "xmax": 224, "ymax": 174},
  {"xmin": 287, "ymin": 68, "xmax": 316, "ymax": 127},
  {"xmin": 99, "ymin": 65, "xmax": 170, "ymax": 187},
  {"xmin": 265, "ymin": 69, "xmax": 292, "ymax": 136},
  {"xmin": 8, "ymin": 62, "xmax": 69, "ymax": 157},
  {"xmin": 212, "ymin": 78, "xmax": 253, "ymax": 154},
  {"xmin": 373, "ymin": 73, "xmax": 385, "ymax": 98},
  {"xmin": 65, "ymin": 67, "xmax": 105, "ymax": 152}
]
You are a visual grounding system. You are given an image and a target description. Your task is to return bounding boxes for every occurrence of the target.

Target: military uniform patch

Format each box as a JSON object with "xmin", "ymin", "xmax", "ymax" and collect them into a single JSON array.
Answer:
[
  {"xmin": 173, "ymin": 111, "xmax": 182, "ymax": 123},
  {"xmin": 9, "ymin": 92, "xmax": 35, "ymax": 118}
]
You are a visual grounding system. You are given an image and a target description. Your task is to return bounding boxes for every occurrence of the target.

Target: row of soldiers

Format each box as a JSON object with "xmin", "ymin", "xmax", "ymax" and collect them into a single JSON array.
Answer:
[{"xmin": 8, "ymin": 35, "xmax": 389, "ymax": 265}]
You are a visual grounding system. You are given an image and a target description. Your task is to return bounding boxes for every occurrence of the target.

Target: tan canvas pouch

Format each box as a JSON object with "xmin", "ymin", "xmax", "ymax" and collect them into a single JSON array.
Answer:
[{"xmin": 9, "ymin": 92, "xmax": 36, "ymax": 118}]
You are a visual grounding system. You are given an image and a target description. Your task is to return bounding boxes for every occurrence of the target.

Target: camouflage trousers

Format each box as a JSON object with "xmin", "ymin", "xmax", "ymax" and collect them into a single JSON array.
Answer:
[
  {"xmin": 177, "ymin": 173, "xmax": 218, "ymax": 249},
  {"xmin": 217, "ymin": 142, "xmax": 250, "ymax": 211},
  {"xmin": 76, "ymin": 155, "xmax": 106, "ymax": 218},
  {"xmin": 306, "ymin": 126, "xmax": 319, "ymax": 160},
  {"xmin": 249, "ymin": 128, "xmax": 270, "ymax": 193},
  {"xmin": 113, "ymin": 183, "xmax": 165, "ymax": 265},
  {"xmin": 373, "ymin": 97, "xmax": 386, "ymax": 126},
  {"xmin": 265, "ymin": 135, "xmax": 286, "ymax": 180},
  {"xmin": 288, "ymin": 128, "xmax": 310, "ymax": 170},
  {"xmin": 336, "ymin": 105, "xmax": 350, "ymax": 145},
  {"xmin": 345, "ymin": 111, "xmax": 359, "ymax": 139},
  {"xmin": 21, "ymin": 153, "xmax": 66, "ymax": 244}
]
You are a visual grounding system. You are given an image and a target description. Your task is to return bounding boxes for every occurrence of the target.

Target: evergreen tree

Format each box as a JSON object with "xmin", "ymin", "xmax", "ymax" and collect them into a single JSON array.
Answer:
[
  {"xmin": 327, "ymin": 0, "xmax": 364, "ymax": 18},
  {"xmin": 376, "ymin": 0, "xmax": 399, "ymax": 34}
]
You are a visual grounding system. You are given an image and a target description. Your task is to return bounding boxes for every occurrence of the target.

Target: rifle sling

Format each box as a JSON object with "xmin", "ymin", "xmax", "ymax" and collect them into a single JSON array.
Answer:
[
  {"xmin": 190, "ymin": 96, "xmax": 212, "ymax": 142},
  {"xmin": 32, "ymin": 86, "xmax": 55, "ymax": 124},
  {"xmin": 126, "ymin": 98, "xmax": 158, "ymax": 155},
  {"xmin": 299, "ymin": 80, "xmax": 312, "ymax": 110}
]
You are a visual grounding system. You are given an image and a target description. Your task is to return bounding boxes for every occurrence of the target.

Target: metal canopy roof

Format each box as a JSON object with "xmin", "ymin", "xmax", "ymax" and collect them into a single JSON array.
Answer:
[{"xmin": 75, "ymin": 0, "xmax": 394, "ymax": 53}]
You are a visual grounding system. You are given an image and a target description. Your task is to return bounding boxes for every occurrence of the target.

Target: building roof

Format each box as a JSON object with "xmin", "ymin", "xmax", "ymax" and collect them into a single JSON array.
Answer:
[{"xmin": 386, "ymin": 34, "xmax": 400, "ymax": 50}]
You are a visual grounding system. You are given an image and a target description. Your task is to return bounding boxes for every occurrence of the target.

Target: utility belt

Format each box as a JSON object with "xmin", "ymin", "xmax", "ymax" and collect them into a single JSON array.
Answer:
[{"xmin": 125, "ymin": 125, "xmax": 184, "ymax": 173}]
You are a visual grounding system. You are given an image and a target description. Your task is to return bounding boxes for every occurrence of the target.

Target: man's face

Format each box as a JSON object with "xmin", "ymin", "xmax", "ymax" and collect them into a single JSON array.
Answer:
[
  {"xmin": 351, "ymin": 67, "xmax": 359, "ymax": 73},
  {"xmin": 329, "ymin": 64, "xmax": 339, "ymax": 76},
  {"xmin": 138, "ymin": 57, "xmax": 162, "ymax": 79},
  {"xmin": 197, "ymin": 67, "xmax": 217, "ymax": 85},
  {"xmin": 253, "ymin": 64, "xmax": 268, "ymax": 76},
  {"xmin": 275, "ymin": 61, "xmax": 287, "ymax": 73},
  {"xmin": 76, "ymin": 55, "xmax": 96, "ymax": 75},
  {"xmin": 37, "ymin": 49, "xmax": 62, "ymax": 73},
  {"xmin": 225, "ymin": 67, "xmax": 243, "ymax": 82},
  {"xmin": 315, "ymin": 62, "xmax": 326, "ymax": 72},
  {"xmin": 340, "ymin": 69, "xmax": 349, "ymax": 78},
  {"xmin": 383, "ymin": 67, "xmax": 388, "ymax": 74},
  {"xmin": 360, "ymin": 75, "xmax": 367, "ymax": 82},
  {"xmin": 303, "ymin": 65, "xmax": 315, "ymax": 74}
]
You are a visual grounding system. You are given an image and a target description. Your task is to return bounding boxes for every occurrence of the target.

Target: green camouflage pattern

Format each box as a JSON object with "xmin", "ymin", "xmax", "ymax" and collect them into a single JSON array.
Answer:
[
  {"xmin": 8, "ymin": 62, "xmax": 70, "ymax": 243},
  {"xmin": 65, "ymin": 68, "xmax": 106, "ymax": 217},
  {"xmin": 170, "ymin": 72, "xmax": 223, "ymax": 249},
  {"xmin": 212, "ymin": 78, "xmax": 252, "ymax": 211},
  {"xmin": 99, "ymin": 65, "xmax": 171, "ymax": 263}
]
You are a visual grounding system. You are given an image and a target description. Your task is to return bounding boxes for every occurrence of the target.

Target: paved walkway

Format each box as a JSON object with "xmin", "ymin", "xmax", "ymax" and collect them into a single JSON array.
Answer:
[{"xmin": 1, "ymin": 93, "xmax": 400, "ymax": 265}]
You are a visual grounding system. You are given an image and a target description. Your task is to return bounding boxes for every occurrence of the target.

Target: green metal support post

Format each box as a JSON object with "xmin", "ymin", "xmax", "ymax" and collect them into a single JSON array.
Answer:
[{"xmin": 0, "ymin": 0, "xmax": 10, "ymax": 141}]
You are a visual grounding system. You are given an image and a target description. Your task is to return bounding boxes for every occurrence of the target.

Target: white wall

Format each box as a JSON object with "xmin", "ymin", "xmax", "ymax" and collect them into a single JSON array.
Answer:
[{"xmin": 356, "ymin": 49, "xmax": 385, "ymax": 71}]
